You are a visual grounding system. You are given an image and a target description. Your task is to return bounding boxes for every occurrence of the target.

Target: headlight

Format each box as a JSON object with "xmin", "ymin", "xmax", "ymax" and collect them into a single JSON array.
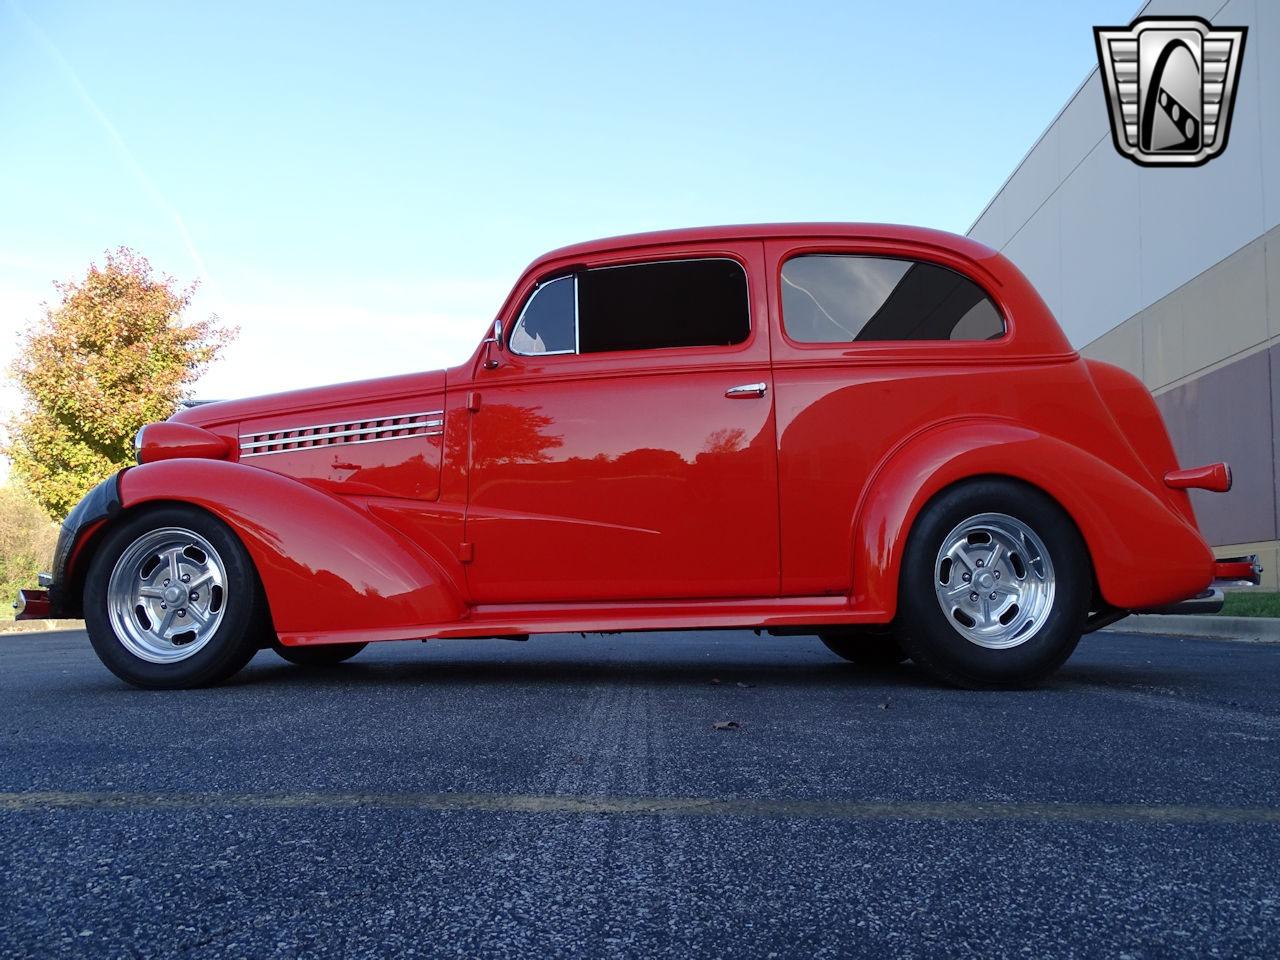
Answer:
[{"xmin": 133, "ymin": 422, "xmax": 232, "ymax": 464}]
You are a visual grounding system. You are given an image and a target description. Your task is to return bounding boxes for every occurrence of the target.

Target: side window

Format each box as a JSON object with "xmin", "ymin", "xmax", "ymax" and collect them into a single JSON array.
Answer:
[
  {"xmin": 509, "ymin": 275, "xmax": 576, "ymax": 355},
  {"xmin": 508, "ymin": 259, "xmax": 750, "ymax": 358},
  {"xmin": 577, "ymin": 259, "xmax": 749, "ymax": 353},
  {"xmin": 780, "ymin": 255, "xmax": 1005, "ymax": 343}
]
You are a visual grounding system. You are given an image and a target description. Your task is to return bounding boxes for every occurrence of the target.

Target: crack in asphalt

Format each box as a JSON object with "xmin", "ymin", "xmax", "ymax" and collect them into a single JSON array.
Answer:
[{"xmin": 3, "ymin": 791, "xmax": 1280, "ymax": 824}]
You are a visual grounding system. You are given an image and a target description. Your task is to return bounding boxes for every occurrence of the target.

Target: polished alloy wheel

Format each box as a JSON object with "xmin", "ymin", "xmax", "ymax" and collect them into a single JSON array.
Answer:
[
  {"xmin": 932, "ymin": 512, "xmax": 1055, "ymax": 650},
  {"xmin": 106, "ymin": 526, "xmax": 228, "ymax": 663}
]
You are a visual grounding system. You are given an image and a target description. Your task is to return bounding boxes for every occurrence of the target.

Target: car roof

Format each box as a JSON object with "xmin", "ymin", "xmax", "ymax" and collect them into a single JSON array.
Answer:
[{"xmin": 533, "ymin": 222, "xmax": 1002, "ymax": 268}]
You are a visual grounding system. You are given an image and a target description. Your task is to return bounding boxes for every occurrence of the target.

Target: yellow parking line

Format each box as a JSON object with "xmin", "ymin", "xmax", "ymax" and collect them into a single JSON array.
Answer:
[{"xmin": 1, "ymin": 791, "xmax": 1279, "ymax": 824}]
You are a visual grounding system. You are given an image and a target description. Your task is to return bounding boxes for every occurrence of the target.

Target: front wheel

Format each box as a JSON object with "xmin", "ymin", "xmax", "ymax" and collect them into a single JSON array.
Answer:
[
  {"xmin": 895, "ymin": 479, "xmax": 1090, "ymax": 688},
  {"xmin": 84, "ymin": 506, "xmax": 268, "ymax": 689}
]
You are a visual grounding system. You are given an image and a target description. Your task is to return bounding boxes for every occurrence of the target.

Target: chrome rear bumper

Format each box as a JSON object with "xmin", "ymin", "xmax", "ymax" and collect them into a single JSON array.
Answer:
[
  {"xmin": 1214, "ymin": 555, "xmax": 1264, "ymax": 586},
  {"xmin": 1133, "ymin": 554, "xmax": 1263, "ymax": 616},
  {"xmin": 1136, "ymin": 587, "xmax": 1225, "ymax": 616}
]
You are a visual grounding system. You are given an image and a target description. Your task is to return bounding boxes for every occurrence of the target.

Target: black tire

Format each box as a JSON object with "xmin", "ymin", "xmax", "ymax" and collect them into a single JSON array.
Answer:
[
  {"xmin": 895, "ymin": 478, "xmax": 1090, "ymax": 688},
  {"xmin": 84, "ymin": 506, "xmax": 268, "ymax": 689},
  {"xmin": 272, "ymin": 640, "xmax": 366, "ymax": 667},
  {"xmin": 819, "ymin": 629, "xmax": 909, "ymax": 666}
]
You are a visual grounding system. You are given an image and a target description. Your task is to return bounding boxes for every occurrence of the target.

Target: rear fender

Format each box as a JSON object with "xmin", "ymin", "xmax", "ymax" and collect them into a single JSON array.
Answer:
[
  {"xmin": 1084, "ymin": 359, "xmax": 1196, "ymax": 525},
  {"xmin": 852, "ymin": 420, "xmax": 1215, "ymax": 616},
  {"xmin": 115, "ymin": 460, "xmax": 466, "ymax": 639}
]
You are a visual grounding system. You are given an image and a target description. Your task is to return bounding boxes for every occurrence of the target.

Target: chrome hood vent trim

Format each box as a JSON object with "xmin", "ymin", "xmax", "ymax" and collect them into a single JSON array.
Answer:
[{"xmin": 239, "ymin": 410, "xmax": 443, "ymax": 458}]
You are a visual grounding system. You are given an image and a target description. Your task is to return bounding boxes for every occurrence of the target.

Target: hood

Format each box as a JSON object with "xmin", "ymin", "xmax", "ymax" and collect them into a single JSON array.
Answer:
[
  {"xmin": 135, "ymin": 367, "xmax": 449, "ymax": 499},
  {"xmin": 169, "ymin": 369, "xmax": 447, "ymax": 431}
]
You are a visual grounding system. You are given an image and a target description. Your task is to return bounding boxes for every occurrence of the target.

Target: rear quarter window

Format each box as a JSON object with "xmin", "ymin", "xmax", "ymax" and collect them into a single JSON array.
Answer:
[{"xmin": 781, "ymin": 254, "xmax": 1005, "ymax": 343}]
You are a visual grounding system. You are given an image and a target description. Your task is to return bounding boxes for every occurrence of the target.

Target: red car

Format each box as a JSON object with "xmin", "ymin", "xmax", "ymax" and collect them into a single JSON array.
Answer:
[{"xmin": 15, "ymin": 224, "xmax": 1259, "ymax": 689}]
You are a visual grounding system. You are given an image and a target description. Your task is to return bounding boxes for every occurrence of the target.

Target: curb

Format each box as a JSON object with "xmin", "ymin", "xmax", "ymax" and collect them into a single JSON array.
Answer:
[
  {"xmin": 0, "ymin": 619, "xmax": 84, "ymax": 635},
  {"xmin": 1102, "ymin": 615, "xmax": 1280, "ymax": 643}
]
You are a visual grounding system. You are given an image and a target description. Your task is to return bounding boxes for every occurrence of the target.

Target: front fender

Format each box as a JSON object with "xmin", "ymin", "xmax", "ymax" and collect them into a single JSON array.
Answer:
[
  {"xmin": 116, "ymin": 460, "xmax": 466, "ymax": 639},
  {"xmin": 46, "ymin": 474, "xmax": 122, "ymax": 616},
  {"xmin": 852, "ymin": 420, "xmax": 1215, "ymax": 617}
]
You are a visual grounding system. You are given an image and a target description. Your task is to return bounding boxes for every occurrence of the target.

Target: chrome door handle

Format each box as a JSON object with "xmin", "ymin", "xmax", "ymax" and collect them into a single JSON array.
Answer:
[{"xmin": 725, "ymin": 382, "xmax": 767, "ymax": 399}]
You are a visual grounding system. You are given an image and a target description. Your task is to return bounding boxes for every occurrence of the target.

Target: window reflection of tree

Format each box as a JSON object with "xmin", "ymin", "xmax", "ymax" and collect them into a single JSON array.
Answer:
[
  {"xmin": 460, "ymin": 403, "xmax": 761, "ymax": 494},
  {"xmin": 454, "ymin": 403, "xmax": 564, "ymax": 472},
  {"xmin": 701, "ymin": 427, "xmax": 746, "ymax": 456}
]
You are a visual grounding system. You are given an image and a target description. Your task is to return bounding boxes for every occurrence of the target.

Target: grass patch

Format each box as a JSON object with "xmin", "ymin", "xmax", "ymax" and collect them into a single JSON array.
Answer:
[{"xmin": 1220, "ymin": 591, "xmax": 1280, "ymax": 618}]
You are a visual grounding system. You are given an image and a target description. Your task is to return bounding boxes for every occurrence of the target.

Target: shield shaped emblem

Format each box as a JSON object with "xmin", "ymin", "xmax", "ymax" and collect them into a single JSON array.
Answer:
[{"xmin": 1094, "ymin": 16, "xmax": 1247, "ymax": 167}]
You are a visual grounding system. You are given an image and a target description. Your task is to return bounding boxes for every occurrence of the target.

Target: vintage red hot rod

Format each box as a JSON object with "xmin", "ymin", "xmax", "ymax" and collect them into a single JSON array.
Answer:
[{"xmin": 15, "ymin": 224, "xmax": 1259, "ymax": 688}]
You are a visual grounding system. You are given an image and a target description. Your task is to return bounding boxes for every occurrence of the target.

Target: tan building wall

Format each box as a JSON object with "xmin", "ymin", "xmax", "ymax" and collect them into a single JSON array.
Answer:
[
  {"xmin": 968, "ymin": 0, "xmax": 1279, "ymax": 587},
  {"xmin": 1083, "ymin": 224, "xmax": 1280, "ymax": 588}
]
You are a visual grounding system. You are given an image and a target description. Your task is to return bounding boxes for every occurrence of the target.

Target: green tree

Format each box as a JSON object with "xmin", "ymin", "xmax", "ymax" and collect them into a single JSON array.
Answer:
[{"xmin": 6, "ymin": 248, "xmax": 233, "ymax": 519}]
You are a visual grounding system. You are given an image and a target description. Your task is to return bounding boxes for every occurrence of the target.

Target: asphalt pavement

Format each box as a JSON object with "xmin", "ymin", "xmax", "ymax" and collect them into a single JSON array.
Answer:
[{"xmin": 2, "ymin": 627, "xmax": 1279, "ymax": 959}]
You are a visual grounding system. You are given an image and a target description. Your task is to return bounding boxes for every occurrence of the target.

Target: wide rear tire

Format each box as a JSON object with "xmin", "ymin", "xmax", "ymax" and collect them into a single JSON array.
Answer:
[{"xmin": 895, "ymin": 479, "xmax": 1090, "ymax": 688}]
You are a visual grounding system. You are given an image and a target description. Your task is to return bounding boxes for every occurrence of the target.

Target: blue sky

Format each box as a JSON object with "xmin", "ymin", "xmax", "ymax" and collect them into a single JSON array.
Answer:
[{"xmin": 0, "ymin": 0, "xmax": 1135, "ymax": 407}]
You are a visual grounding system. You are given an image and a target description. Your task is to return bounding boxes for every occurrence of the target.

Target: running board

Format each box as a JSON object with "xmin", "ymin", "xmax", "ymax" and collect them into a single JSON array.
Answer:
[{"xmin": 277, "ymin": 595, "xmax": 889, "ymax": 647}]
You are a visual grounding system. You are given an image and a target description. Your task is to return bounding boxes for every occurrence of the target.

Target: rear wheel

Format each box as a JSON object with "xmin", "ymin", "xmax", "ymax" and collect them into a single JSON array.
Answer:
[
  {"xmin": 896, "ymin": 479, "xmax": 1090, "ymax": 688},
  {"xmin": 819, "ymin": 629, "xmax": 908, "ymax": 666},
  {"xmin": 84, "ymin": 506, "xmax": 267, "ymax": 689},
  {"xmin": 272, "ymin": 641, "xmax": 367, "ymax": 667}
]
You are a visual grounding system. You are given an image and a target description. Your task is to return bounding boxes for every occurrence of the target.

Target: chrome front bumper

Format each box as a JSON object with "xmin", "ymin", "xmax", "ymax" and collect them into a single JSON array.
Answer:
[
  {"xmin": 13, "ymin": 588, "xmax": 52, "ymax": 620},
  {"xmin": 12, "ymin": 473, "xmax": 123, "ymax": 621}
]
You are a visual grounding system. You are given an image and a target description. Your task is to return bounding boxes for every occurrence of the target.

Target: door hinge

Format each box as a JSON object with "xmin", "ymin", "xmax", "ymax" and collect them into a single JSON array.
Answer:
[
  {"xmin": 467, "ymin": 391, "xmax": 481, "ymax": 412},
  {"xmin": 459, "ymin": 542, "xmax": 474, "ymax": 563}
]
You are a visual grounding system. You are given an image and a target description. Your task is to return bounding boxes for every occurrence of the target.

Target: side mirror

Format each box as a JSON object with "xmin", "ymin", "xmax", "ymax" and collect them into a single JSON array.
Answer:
[{"xmin": 482, "ymin": 319, "xmax": 503, "ymax": 370}]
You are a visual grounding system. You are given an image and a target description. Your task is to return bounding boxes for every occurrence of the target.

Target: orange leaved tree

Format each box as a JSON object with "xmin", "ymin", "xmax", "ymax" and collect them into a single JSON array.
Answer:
[{"xmin": 7, "ymin": 248, "xmax": 233, "ymax": 519}]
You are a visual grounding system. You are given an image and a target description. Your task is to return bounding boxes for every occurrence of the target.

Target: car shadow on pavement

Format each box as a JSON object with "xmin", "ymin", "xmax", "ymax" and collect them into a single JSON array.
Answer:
[
  {"xmin": 236, "ymin": 659, "xmax": 920, "ymax": 691},
  {"xmin": 18, "ymin": 630, "xmax": 1215, "ymax": 695},
  {"xmin": 220, "ymin": 647, "xmax": 1207, "ymax": 696},
  {"xmin": 1050, "ymin": 660, "xmax": 1223, "ymax": 692}
]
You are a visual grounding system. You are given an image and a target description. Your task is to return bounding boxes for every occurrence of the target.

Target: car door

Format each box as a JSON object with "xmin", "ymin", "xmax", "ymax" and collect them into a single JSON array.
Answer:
[
  {"xmin": 765, "ymin": 238, "xmax": 1011, "ymax": 597},
  {"xmin": 462, "ymin": 243, "xmax": 779, "ymax": 604}
]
